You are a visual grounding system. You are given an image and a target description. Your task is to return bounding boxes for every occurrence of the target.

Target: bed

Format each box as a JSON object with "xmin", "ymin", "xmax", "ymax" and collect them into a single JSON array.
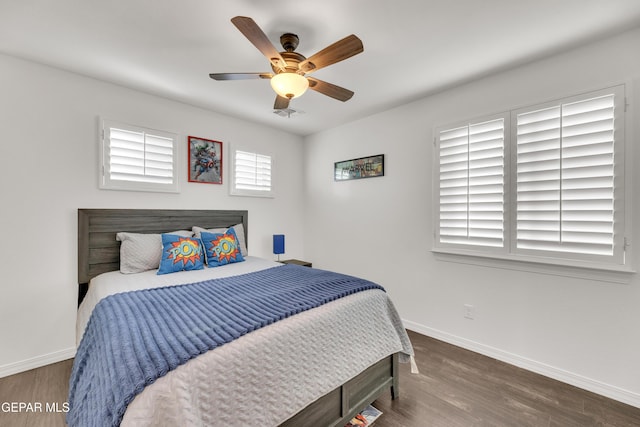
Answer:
[{"xmin": 72, "ymin": 208, "xmax": 414, "ymax": 427}]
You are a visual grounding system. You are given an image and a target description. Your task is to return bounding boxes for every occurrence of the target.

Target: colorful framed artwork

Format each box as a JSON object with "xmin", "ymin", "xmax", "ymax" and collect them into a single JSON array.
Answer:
[
  {"xmin": 334, "ymin": 154, "xmax": 384, "ymax": 181},
  {"xmin": 188, "ymin": 136, "xmax": 223, "ymax": 184}
]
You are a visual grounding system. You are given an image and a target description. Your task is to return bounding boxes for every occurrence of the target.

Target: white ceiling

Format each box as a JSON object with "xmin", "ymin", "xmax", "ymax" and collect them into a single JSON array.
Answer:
[{"xmin": 2, "ymin": 0, "xmax": 640, "ymax": 136}]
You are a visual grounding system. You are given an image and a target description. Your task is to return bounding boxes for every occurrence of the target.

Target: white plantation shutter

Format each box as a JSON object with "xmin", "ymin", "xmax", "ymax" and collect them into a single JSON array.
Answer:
[
  {"xmin": 434, "ymin": 85, "xmax": 626, "ymax": 269},
  {"xmin": 231, "ymin": 150, "xmax": 273, "ymax": 197},
  {"xmin": 108, "ymin": 129, "xmax": 174, "ymax": 184},
  {"xmin": 438, "ymin": 116, "xmax": 506, "ymax": 248},
  {"xmin": 515, "ymin": 89, "xmax": 622, "ymax": 261},
  {"xmin": 100, "ymin": 119, "xmax": 178, "ymax": 192}
]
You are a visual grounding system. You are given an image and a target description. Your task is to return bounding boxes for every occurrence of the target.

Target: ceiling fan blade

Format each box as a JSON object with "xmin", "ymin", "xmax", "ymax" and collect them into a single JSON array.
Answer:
[
  {"xmin": 231, "ymin": 16, "xmax": 287, "ymax": 71},
  {"xmin": 209, "ymin": 72, "xmax": 272, "ymax": 81},
  {"xmin": 274, "ymin": 95, "xmax": 290, "ymax": 110},
  {"xmin": 307, "ymin": 78, "xmax": 354, "ymax": 102},
  {"xmin": 299, "ymin": 34, "xmax": 363, "ymax": 74}
]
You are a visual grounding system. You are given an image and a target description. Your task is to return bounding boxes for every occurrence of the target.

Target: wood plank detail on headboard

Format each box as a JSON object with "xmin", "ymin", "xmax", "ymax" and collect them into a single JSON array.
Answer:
[{"xmin": 78, "ymin": 209, "xmax": 249, "ymax": 287}]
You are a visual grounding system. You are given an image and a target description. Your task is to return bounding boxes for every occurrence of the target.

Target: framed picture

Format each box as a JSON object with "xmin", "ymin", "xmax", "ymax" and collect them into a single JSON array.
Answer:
[
  {"xmin": 334, "ymin": 154, "xmax": 384, "ymax": 181},
  {"xmin": 188, "ymin": 136, "xmax": 223, "ymax": 184}
]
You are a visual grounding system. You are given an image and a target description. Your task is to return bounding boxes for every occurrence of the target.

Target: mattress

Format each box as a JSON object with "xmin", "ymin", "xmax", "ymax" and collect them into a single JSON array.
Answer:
[{"xmin": 74, "ymin": 257, "xmax": 413, "ymax": 426}]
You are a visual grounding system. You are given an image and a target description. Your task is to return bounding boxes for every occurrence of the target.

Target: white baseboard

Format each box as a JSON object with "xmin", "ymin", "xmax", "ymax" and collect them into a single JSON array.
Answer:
[
  {"xmin": 403, "ymin": 319, "xmax": 640, "ymax": 409},
  {"xmin": 0, "ymin": 347, "xmax": 76, "ymax": 379}
]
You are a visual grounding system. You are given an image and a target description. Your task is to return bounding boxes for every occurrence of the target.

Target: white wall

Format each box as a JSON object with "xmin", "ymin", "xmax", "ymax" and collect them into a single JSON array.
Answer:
[
  {"xmin": 0, "ymin": 54, "xmax": 305, "ymax": 375},
  {"xmin": 303, "ymin": 27, "xmax": 640, "ymax": 406},
  {"xmin": 2, "ymin": 24, "xmax": 639, "ymax": 410}
]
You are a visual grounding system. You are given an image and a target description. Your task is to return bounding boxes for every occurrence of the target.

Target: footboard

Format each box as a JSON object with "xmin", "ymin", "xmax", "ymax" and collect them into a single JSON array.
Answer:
[{"xmin": 280, "ymin": 353, "xmax": 399, "ymax": 427}]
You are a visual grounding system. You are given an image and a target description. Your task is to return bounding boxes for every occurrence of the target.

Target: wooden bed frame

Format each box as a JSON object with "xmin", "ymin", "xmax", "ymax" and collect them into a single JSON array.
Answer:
[{"xmin": 77, "ymin": 208, "xmax": 399, "ymax": 427}]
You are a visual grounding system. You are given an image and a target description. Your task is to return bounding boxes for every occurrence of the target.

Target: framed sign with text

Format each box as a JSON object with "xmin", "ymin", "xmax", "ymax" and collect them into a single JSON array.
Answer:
[{"xmin": 334, "ymin": 154, "xmax": 384, "ymax": 181}]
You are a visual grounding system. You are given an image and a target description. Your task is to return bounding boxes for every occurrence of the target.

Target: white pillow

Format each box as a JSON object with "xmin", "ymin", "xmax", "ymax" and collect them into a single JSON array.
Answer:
[
  {"xmin": 192, "ymin": 223, "xmax": 247, "ymax": 257},
  {"xmin": 116, "ymin": 230, "xmax": 193, "ymax": 274}
]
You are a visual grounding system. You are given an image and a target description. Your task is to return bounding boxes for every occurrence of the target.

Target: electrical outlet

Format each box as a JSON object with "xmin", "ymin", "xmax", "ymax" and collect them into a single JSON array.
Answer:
[{"xmin": 464, "ymin": 304, "xmax": 475, "ymax": 320}]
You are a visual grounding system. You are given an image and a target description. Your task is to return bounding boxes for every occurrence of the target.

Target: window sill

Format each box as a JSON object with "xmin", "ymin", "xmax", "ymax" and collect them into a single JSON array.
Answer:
[
  {"xmin": 229, "ymin": 191, "xmax": 274, "ymax": 198},
  {"xmin": 431, "ymin": 248, "xmax": 635, "ymax": 284}
]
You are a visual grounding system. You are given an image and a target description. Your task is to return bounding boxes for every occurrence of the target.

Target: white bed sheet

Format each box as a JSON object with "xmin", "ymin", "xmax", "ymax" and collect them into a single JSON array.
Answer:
[{"xmin": 76, "ymin": 257, "xmax": 413, "ymax": 426}]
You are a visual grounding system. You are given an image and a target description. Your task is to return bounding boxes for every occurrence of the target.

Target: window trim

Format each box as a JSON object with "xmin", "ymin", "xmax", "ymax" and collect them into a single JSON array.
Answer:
[
  {"xmin": 432, "ymin": 85, "xmax": 631, "ymax": 273},
  {"xmin": 431, "ymin": 250, "xmax": 634, "ymax": 284},
  {"xmin": 229, "ymin": 149, "xmax": 274, "ymax": 198},
  {"xmin": 99, "ymin": 118, "xmax": 179, "ymax": 193}
]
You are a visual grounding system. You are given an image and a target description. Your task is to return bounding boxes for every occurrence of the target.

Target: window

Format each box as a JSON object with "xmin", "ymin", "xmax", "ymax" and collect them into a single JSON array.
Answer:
[
  {"xmin": 100, "ymin": 119, "xmax": 178, "ymax": 193},
  {"xmin": 438, "ymin": 115, "xmax": 508, "ymax": 250},
  {"xmin": 434, "ymin": 86, "xmax": 627, "ymax": 269},
  {"xmin": 230, "ymin": 149, "xmax": 273, "ymax": 197},
  {"xmin": 514, "ymin": 90, "xmax": 621, "ymax": 260}
]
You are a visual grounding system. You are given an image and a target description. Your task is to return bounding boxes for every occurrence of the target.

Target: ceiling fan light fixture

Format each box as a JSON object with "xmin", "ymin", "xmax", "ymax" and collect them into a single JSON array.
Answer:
[{"xmin": 270, "ymin": 72, "xmax": 309, "ymax": 99}]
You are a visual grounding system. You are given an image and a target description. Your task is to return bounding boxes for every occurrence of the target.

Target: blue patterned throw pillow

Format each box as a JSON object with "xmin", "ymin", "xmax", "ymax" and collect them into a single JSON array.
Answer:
[
  {"xmin": 201, "ymin": 229, "xmax": 245, "ymax": 267},
  {"xmin": 157, "ymin": 234, "xmax": 204, "ymax": 275}
]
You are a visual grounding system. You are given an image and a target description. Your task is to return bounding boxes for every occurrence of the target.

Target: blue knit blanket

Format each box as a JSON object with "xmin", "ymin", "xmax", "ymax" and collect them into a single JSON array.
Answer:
[{"xmin": 67, "ymin": 264, "xmax": 384, "ymax": 427}]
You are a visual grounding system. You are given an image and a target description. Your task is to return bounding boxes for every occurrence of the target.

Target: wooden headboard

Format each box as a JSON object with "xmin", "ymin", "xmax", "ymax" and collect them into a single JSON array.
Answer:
[{"xmin": 78, "ymin": 208, "xmax": 248, "ymax": 288}]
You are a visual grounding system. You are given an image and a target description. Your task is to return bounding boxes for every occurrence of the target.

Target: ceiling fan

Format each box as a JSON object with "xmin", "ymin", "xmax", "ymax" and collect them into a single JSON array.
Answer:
[{"xmin": 209, "ymin": 16, "xmax": 364, "ymax": 110}]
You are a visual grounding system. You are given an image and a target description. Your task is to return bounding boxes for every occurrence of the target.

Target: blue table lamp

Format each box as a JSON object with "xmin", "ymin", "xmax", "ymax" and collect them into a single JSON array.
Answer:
[{"xmin": 273, "ymin": 234, "xmax": 285, "ymax": 261}]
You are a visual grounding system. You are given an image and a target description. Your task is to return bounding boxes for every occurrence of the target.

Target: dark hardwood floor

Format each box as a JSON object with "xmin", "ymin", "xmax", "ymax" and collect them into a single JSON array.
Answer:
[
  {"xmin": 374, "ymin": 330, "xmax": 640, "ymax": 427},
  {"xmin": 0, "ymin": 358, "xmax": 72, "ymax": 427},
  {"xmin": 1, "ymin": 330, "xmax": 639, "ymax": 426}
]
